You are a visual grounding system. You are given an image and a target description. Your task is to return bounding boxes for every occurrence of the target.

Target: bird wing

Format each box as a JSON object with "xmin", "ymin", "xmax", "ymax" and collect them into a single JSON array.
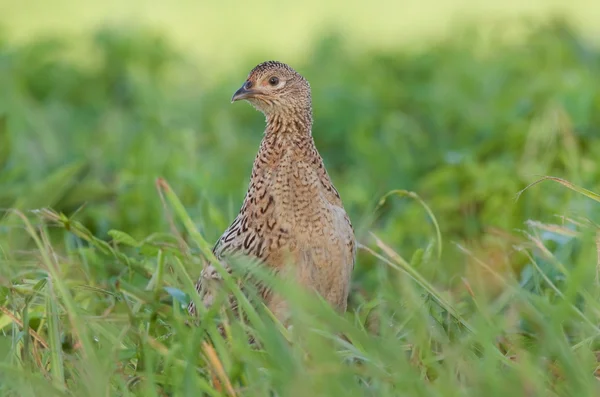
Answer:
[{"xmin": 187, "ymin": 216, "xmax": 239, "ymax": 316}]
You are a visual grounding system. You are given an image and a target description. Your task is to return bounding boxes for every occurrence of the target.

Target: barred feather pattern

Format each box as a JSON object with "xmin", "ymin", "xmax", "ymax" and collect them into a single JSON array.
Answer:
[{"xmin": 187, "ymin": 61, "xmax": 356, "ymax": 325}]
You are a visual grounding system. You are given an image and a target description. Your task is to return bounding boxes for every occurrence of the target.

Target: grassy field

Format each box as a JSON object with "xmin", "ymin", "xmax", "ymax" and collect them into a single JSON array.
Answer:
[{"xmin": 1, "ymin": 13, "xmax": 600, "ymax": 397}]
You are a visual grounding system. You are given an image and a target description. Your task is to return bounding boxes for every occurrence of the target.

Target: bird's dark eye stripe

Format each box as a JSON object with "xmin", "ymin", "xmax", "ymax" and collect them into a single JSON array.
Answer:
[{"xmin": 268, "ymin": 77, "xmax": 279, "ymax": 86}]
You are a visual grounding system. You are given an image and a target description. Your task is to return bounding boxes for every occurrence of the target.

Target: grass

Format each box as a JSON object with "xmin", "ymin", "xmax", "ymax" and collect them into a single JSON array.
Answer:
[{"xmin": 1, "ymin": 16, "xmax": 600, "ymax": 396}]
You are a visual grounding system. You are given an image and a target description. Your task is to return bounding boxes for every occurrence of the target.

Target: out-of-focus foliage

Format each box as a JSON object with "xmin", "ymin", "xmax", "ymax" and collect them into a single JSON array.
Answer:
[{"xmin": 0, "ymin": 17, "xmax": 599, "ymax": 397}]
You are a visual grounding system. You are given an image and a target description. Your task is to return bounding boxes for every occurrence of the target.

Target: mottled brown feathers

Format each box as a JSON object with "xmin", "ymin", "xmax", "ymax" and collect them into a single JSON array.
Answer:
[
  {"xmin": 188, "ymin": 61, "xmax": 356, "ymax": 325},
  {"xmin": 248, "ymin": 60, "xmax": 299, "ymax": 79}
]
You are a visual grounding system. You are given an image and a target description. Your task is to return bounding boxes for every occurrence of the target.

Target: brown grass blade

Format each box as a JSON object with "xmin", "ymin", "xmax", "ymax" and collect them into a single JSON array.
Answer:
[
  {"xmin": 202, "ymin": 341, "xmax": 237, "ymax": 397},
  {"xmin": 516, "ymin": 176, "xmax": 600, "ymax": 203}
]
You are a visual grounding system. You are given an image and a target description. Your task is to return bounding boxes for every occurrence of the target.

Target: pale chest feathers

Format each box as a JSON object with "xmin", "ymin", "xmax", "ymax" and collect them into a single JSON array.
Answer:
[
  {"xmin": 214, "ymin": 140, "xmax": 355, "ymax": 273},
  {"xmin": 250, "ymin": 151, "xmax": 340, "ymax": 238}
]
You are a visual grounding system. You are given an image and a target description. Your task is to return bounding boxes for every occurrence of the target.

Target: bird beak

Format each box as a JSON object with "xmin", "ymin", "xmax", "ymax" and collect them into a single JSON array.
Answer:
[{"xmin": 231, "ymin": 84, "xmax": 255, "ymax": 103}]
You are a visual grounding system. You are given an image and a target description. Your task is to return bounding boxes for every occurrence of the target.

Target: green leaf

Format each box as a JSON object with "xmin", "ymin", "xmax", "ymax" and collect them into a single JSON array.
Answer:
[
  {"xmin": 46, "ymin": 280, "xmax": 65, "ymax": 390},
  {"xmin": 108, "ymin": 229, "xmax": 139, "ymax": 247},
  {"xmin": 164, "ymin": 287, "xmax": 188, "ymax": 305},
  {"xmin": 410, "ymin": 248, "xmax": 424, "ymax": 268}
]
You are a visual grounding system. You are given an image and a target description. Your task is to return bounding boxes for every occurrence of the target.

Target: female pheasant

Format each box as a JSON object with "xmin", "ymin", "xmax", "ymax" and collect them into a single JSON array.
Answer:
[{"xmin": 188, "ymin": 61, "xmax": 356, "ymax": 323}]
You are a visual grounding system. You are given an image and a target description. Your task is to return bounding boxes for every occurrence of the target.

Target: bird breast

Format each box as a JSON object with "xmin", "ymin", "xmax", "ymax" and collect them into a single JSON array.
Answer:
[{"xmin": 244, "ymin": 145, "xmax": 354, "ymax": 295}]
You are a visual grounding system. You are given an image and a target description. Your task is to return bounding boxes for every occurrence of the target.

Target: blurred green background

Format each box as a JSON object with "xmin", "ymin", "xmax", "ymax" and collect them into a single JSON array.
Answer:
[
  {"xmin": 1, "ymin": 1, "xmax": 599, "ymax": 282},
  {"xmin": 2, "ymin": 0, "xmax": 600, "ymax": 67},
  {"xmin": 1, "ymin": 1, "xmax": 600, "ymax": 395}
]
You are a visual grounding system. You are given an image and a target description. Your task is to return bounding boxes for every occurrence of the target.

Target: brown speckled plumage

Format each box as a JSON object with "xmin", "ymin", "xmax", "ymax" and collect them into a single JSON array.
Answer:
[{"xmin": 188, "ymin": 61, "xmax": 356, "ymax": 323}]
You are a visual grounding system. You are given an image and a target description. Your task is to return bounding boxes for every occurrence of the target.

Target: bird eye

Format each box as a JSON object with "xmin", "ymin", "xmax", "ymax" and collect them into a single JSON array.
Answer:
[
  {"xmin": 268, "ymin": 77, "xmax": 279, "ymax": 86},
  {"xmin": 244, "ymin": 80, "xmax": 253, "ymax": 89}
]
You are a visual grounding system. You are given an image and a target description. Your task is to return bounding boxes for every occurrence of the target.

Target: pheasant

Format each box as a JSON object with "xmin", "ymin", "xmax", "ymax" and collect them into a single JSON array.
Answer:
[{"xmin": 188, "ymin": 61, "xmax": 356, "ymax": 324}]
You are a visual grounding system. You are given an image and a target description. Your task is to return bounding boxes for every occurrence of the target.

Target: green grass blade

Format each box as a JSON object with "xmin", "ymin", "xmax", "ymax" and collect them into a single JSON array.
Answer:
[
  {"xmin": 516, "ymin": 176, "xmax": 600, "ymax": 203},
  {"xmin": 156, "ymin": 178, "xmax": 264, "ymax": 329},
  {"xmin": 45, "ymin": 280, "xmax": 65, "ymax": 391},
  {"xmin": 364, "ymin": 233, "xmax": 472, "ymax": 332},
  {"xmin": 376, "ymin": 190, "xmax": 443, "ymax": 261}
]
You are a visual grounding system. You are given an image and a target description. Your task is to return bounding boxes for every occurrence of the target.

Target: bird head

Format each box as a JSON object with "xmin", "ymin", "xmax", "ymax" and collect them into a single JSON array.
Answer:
[{"xmin": 231, "ymin": 61, "xmax": 311, "ymax": 116}]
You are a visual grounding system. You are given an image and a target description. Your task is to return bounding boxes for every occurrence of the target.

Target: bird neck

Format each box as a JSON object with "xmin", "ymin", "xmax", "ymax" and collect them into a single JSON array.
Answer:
[
  {"xmin": 257, "ymin": 107, "xmax": 318, "ymax": 166},
  {"xmin": 264, "ymin": 106, "xmax": 313, "ymax": 138}
]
